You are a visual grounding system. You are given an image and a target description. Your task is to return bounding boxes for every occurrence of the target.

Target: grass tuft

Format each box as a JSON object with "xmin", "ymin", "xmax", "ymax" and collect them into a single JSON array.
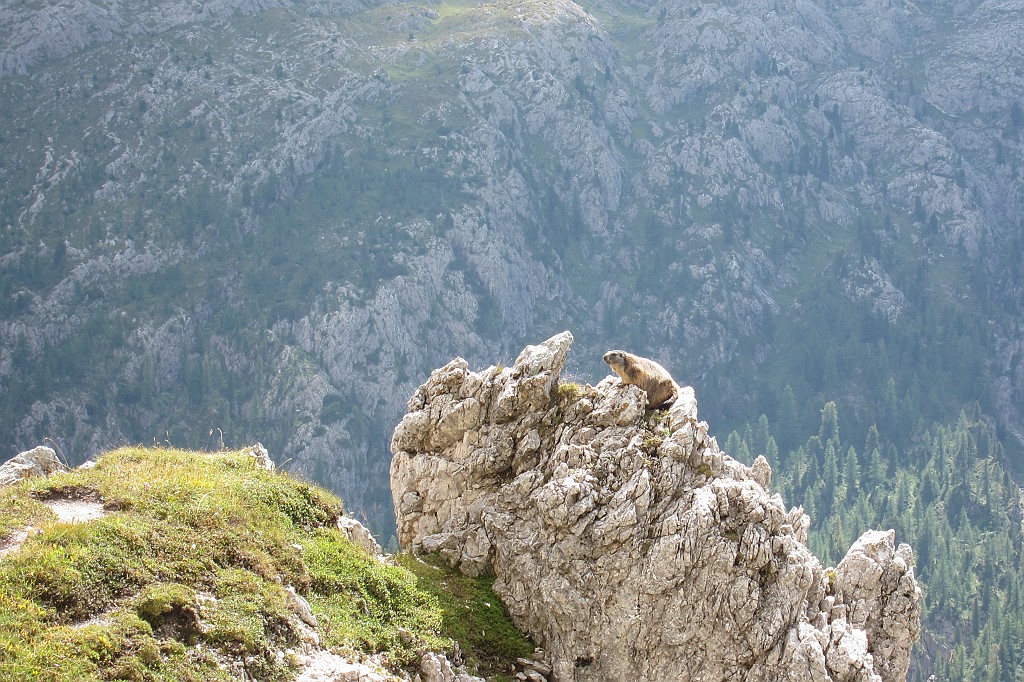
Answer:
[{"xmin": 555, "ymin": 381, "xmax": 583, "ymax": 404}]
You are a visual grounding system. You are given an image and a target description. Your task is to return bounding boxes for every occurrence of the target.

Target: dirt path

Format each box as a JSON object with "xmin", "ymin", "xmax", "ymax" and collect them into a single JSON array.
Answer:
[{"xmin": 0, "ymin": 499, "xmax": 107, "ymax": 559}]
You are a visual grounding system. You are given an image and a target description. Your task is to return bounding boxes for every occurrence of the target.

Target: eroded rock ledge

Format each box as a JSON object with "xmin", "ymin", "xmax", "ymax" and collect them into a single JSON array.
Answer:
[{"xmin": 390, "ymin": 331, "xmax": 920, "ymax": 682}]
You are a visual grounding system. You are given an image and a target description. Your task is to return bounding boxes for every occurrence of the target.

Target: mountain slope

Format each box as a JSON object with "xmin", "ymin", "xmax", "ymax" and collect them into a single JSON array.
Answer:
[{"xmin": 0, "ymin": 1, "xmax": 1022, "ymax": 675}]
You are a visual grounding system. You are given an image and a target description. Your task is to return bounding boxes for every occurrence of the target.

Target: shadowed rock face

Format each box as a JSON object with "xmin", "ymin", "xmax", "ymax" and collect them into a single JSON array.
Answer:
[{"xmin": 391, "ymin": 332, "xmax": 921, "ymax": 682}]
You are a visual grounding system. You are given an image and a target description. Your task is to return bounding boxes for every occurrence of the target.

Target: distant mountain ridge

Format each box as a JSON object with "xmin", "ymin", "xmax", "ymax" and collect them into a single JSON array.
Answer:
[{"xmin": 1, "ymin": 0, "xmax": 1021, "ymax": 581}]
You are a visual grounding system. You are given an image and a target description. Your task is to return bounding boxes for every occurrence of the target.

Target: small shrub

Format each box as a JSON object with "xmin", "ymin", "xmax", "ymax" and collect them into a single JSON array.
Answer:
[
  {"xmin": 320, "ymin": 394, "xmax": 346, "ymax": 425},
  {"xmin": 556, "ymin": 381, "xmax": 583, "ymax": 402},
  {"xmin": 134, "ymin": 583, "xmax": 200, "ymax": 642},
  {"xmin": 642, "ymin": 434, "xmax": 664, "ymax": 452}
]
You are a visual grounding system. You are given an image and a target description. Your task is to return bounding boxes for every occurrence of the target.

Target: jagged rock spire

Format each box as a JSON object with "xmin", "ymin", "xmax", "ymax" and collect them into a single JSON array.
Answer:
[{"xmin": 391, "ymin": 332, "xmax": 920, "ymax": 682}]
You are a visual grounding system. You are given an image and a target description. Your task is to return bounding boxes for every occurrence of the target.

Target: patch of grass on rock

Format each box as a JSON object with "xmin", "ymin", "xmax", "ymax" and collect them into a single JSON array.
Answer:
[{"xmin": 395, "ymin": 554, "xmax": 536, "ymax": 678}]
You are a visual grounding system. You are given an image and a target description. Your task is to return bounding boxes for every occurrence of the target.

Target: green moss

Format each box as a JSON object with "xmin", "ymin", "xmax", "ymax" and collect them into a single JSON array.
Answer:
[
  {"xmin": 0, "ymin": 449, "xmax": 307, "ymax": 679},
  {"xmin": 202, "ymin": 568, "xmax": 297, "ymax": 680},
  {"xmin": 134, "ymin": 582, "xmax": 201, "ymax": 643},
  {"xmin": 0, "ymin": 447, "xmax": 530, "ymax": 681},
  {"xmin": 305, "ymin": 530, "xmax": 448, "ymax": 666},
  {"xmin": 396, "ymin": 554, "xmax": 536, "ymax": 678}
]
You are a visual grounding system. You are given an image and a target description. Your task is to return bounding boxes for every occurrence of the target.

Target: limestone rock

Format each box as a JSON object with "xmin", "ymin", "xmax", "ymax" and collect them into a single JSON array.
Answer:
[
  {"xmin": 419, "ymin": 651, "xmax": 486, "ymax": 682},
  {"xmin": 294, "ymin": 652, "xmax": 395, "ymax": 682},
  {"xmin": 0, "ymin": 446, "xmax": 66, "ymax": 488},
  {"xmin": 337, "ymin": 516, "xmax": 384, "ymax": 558},
  {"xmin": 391, "ymin": 333, "xmax": 921, "ymax": 681},
  {"xmin": 242, "ymin": 442, "xmax": 276, "ymax": 472}
]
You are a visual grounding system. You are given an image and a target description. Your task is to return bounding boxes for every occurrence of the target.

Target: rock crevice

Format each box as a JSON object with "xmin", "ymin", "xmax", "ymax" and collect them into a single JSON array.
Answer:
[{"xmin": 391, "ymin": 332, "xmax": 921, "ymax": 681}]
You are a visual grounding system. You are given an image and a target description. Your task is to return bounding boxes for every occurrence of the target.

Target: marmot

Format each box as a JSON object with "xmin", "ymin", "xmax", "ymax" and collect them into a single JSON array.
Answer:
[{"xmin": 603, "ymin": 350, "xmax": 680, "ymax": 409}]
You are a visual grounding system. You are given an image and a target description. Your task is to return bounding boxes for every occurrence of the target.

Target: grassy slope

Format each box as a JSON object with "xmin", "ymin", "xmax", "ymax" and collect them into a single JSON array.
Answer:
[{"xmin": 0, "ymin": 447, "xmax": 532, "ymax": 681}]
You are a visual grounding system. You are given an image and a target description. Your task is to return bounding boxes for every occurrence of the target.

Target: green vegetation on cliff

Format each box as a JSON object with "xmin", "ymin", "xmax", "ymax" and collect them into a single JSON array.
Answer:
[{"xmin": 0, "ymin": 447, "xmax": 532, "ymax": 681}]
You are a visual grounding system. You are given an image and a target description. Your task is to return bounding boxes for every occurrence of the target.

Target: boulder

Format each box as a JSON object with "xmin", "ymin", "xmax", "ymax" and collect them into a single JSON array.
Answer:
[{"xmin": 0, "ymin": 446, "xmax": 66, "ymax": 488}]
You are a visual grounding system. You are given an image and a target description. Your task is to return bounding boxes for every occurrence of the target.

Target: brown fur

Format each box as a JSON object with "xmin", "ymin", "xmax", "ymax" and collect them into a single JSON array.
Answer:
[{"xmin": 603, "ymin": 350, "xmax": 680, "ymax": 409}]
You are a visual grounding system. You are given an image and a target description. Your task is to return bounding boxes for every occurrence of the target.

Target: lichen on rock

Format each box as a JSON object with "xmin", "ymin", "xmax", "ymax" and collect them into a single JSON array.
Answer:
[{"xmin": 391, "ymin": 332, "xmax": 921, "ymax": 681}]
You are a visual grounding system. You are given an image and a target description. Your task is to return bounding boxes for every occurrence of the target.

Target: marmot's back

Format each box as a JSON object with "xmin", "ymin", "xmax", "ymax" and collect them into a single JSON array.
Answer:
[{"xmin": 603, "ymin": 350, "xmax": 680, "ymax": 409}]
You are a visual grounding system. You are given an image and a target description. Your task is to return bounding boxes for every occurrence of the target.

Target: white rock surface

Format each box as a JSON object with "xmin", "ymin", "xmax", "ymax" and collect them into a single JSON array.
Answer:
[
  {"xmin": 337, "ymin": 516, "xmax": 384, "ymax": 558},
  {"xmin": 419, "ymin": 651, "xmax": 486, "ymax": 682},
  {"xmin": 294, "ymin": 652, "xmax": 394, "ymax": 682},
  {"xmin": 292, "ymin": 650, "xmax": 484, "ymax": 682},
  {"xmin": 391, "ymin": 332, "xmax": 921, "ymax": 682},
  {"xmin": 0, "ymin": 446, "xmax": 66, "ymax": 487}
]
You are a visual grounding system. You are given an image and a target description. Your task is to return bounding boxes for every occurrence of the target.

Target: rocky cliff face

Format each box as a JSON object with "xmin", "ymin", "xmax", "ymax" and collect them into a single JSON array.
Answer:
[{"xmin": 391, "ymin": 332, "xmax": 921, "ymax": 681}]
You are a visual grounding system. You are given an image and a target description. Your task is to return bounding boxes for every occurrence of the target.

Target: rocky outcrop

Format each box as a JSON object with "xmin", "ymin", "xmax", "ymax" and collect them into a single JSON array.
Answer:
[
  {"xmin": 391, "ymin": 332, "xmax": 921, "ymax": 681},
  {"xmin": 0, "ymin": 446, "xmax": 66, "ymax": 487}
]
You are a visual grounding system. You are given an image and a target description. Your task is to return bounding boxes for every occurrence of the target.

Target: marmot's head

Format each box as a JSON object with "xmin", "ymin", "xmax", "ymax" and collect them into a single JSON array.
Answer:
[{"xmin": 603, "ymin": 350, "xmax": 627, "ymax": 370}]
